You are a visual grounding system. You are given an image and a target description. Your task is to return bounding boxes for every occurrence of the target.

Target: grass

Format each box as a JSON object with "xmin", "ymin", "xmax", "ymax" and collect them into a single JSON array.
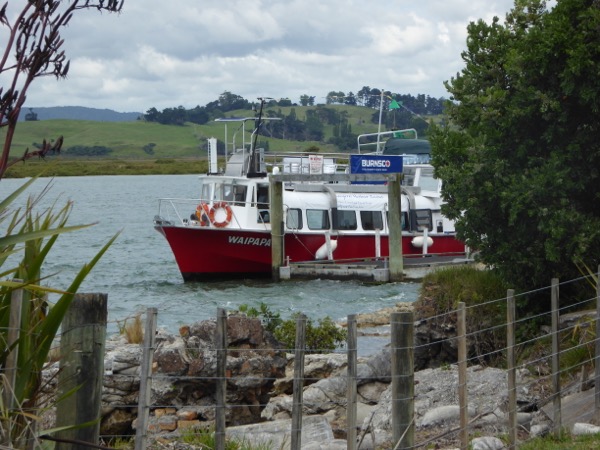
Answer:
[
  {"xmin": 519, "ymin": 431, "xmax": 600, "ymax": 449},
  {"xmin": 3, "ymin": 157, "xmax": 212, "ymax": 177},
  {"xmin": 118, "ymin": 314, "xmax": 144, "ymax": 344}
]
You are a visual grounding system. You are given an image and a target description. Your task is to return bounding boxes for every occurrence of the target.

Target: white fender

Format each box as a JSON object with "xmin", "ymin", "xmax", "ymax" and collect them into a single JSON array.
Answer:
[
  {"xmin": 315, "ymin": 239, "xmax": 338, "ymax": 260},
  {"xmin": 411, "ymin": 236, "xmax": 434, "ymax": 248}
]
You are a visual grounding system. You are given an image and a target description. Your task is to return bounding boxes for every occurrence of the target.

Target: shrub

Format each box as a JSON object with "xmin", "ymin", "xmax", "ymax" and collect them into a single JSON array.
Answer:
[{"xmin": 238, "ymin": 303, "xmax": 346, "ymax": 353}]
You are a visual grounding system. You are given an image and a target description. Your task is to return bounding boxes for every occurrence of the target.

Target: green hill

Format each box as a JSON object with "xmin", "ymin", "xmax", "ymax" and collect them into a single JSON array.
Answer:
[{"xmin": 3, "ymin": 105, "xmax": 434, "ymax": 177}]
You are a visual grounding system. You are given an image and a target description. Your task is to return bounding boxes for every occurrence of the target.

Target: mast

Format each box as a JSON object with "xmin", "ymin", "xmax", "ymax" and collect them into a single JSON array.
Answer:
[{"xmin": 247, "ymin": 97, "xmax": 268, "ymax": 178}]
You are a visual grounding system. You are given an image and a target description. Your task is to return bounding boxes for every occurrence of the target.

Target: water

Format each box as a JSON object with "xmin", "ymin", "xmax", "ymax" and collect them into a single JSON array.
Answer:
[{"xmin": 0, "ymin": 175, "xmax": 420, "ymax": 347}]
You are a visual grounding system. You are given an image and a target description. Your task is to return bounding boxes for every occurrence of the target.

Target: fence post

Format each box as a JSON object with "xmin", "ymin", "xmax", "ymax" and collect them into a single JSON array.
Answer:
[
  {"xmin": 135, "ymin": 307, "xmax": 157, "ymax": 450},
  {"xmin": 56, "ymin": 293, "xmax": 108, "ymax": 450},
  {"xmin": 595, "ymin": 265, "xmax": 600, "ymax": 423},
  {"xmin": 291, "ymin": 314, "xmax": 306, "ymax": 450},
  {"xmin": 391, "ymin": 311, "xmax": 414, "ymax": 449},
  {"xmin": 457, "ymin": 302, "xmax": 468, "ymax": 450},
  {"xmin": 346, "ymin": 314, "xmax": 357, "ymax": 450},
  {"xmin": 551, "ymin": 278, "xmax": 561, "ymax": 438},
  {"xmin": 215, "ymin": 308, "xmax": 227, "ymax": 450},
  {"xmin": 507, "ymin": 289, "xmax": 517, "ymax": 450}
]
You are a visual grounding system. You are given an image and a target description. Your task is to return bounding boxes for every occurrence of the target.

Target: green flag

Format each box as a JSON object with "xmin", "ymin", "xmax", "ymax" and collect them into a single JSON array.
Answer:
[{"xmin": 389, "ymin": 99, "xmax": 401, "ymax": 110}]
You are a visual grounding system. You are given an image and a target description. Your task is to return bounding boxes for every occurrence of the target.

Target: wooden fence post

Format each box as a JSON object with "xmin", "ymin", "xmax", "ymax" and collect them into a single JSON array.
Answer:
[
  {"xmin": 551, "ymin": 278, "xmax": 561, "ymax": 438},
  {"xmin": 56, "ymin": 293, "xmax": 108, "ymax": 450},
  {"xmin": 215, "ymin": 308, "xmax": 227, "ymax": 450},
  {"xmin": 291, "ymin": 314, "xmax": 306, "ymax": 450},
  {"xmin": 346, "ymin": 314, "xmax": 357, "ymax": 450},
  {"xmin": 595, "ymin": 265, "xmax": 600, "ymax": 423},
  {"xmin": 506, "ymin": 289, "xmax": 517, "ymax": 450},
  {"xmin": 135, "ymin": 307, "xmax": 157, "ymax": 450},
  {"xmin": 457, "ymin": 302, "xmax": 468, "ymax": 449},
  {"xmin": 391, "ymin": 311, "xmax": 414, "ymax": 449}
]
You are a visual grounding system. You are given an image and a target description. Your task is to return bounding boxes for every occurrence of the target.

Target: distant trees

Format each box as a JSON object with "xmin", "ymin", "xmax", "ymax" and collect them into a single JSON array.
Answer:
[
  {"xmin": 299, "ymin": 95, "xmax": 316, "ymax": 106},
  {"xmin": 142, "ymin": 89, "xmax": 446, "ymax": 150}
]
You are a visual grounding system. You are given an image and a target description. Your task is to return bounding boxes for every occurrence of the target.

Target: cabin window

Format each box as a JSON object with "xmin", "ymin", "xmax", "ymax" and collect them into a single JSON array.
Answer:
[
  {"xmin": 307, "ymin": 209, "xmax": 330, "ymax": 230},
  {"xmin": 360, "ymin": 211, "xmax": 383, "ymax": 231},
  {"xmin": 386, "ymin": 211, "xmax": 409, "ymax": 230},
  {"xmin": 232, "ymin": 185, "xmax": 247, "ymax": 206},
  {"xmin": 255, "ymin": 184, "xmax": 270, "ymax": 223},
  {"xmin": 256, "ymin": 184, "xmax": 269, "ymax": 208},
  {"xmin": 222, "ymin": 183, "xmax": 234, "ymax": 201},
  {"xmin": 402, "ymin": 167, "xmax": 416, "ymax": 187},
  {"xmin": 333, "ymin": 209, "xmax": 357, "ymax": 230},
  {"xmin": 201, "ymin": 183, "xmax": 211, "ymax": 202},
  {"xmin": 418, "ymin": 168, "xmax": 440, "ymax": 191},
  {"xmin": 411, "ymin": 209, "xmax": 433, "ymax": 231},
  {"xmin": 286, "ymin": 208, "xmax": 303, "ymax": 230}
]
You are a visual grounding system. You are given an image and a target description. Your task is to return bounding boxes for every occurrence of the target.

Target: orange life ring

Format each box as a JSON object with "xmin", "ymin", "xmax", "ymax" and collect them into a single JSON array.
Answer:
[
  {"xmin": 196, "ymin": 203, "xmax": 210, "ymax": 226},
  {"xmin": 209, "ymin": 201, "xmax": 232, "ymax": 228}
]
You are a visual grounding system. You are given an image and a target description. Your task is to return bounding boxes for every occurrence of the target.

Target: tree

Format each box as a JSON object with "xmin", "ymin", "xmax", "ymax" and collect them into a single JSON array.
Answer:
[
  {"xmin": 430, "ymin": 0, "xmax": 600, "ymax": 291},
  {"xmin": 299, "ymin": 94, "xmax": 315, "ymax": 106},
  {"xmin": 0, "ymin": 1, "xmax": 124, "ymax": 179}
]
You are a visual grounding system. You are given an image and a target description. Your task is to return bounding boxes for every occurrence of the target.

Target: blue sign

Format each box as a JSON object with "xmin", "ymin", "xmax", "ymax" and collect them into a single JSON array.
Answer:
[{"xmin": 350, "ymin": 155, "xmax": 403, "ymax": 174}]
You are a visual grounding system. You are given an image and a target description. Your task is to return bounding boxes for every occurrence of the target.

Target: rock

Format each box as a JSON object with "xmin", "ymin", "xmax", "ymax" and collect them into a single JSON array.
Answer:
[
  {"xmin": 418, "ymin": 405, "xmax": 477, "ymax": 427},
  {"xmin": 572, "ymin": 422, "xmax": 600, "ymax": 435},
  {"xmin": 226, "ymin": 415, "xmax": 347, "ymax": 450},
  {"xmin": 471, "ymin": 436, "xmax": 505, "ymax": 449}
]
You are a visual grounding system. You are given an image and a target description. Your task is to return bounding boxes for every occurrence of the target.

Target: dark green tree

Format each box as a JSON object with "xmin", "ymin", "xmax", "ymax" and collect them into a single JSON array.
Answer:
[{"xmin": 430, "ymin": 0, "xmax": 600, "ymax": 291}]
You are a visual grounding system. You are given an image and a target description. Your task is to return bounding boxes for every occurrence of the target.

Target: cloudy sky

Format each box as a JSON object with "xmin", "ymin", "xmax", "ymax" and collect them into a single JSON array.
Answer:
[{"xmin": 8, "ymin": 0, "xmax": 518, "ymax": 113}]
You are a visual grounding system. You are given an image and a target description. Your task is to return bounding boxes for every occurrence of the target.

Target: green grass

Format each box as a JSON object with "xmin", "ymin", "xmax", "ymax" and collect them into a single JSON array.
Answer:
[{"xmin": 519, "ymin": 431, "xmax": 600, "ymax": 449}]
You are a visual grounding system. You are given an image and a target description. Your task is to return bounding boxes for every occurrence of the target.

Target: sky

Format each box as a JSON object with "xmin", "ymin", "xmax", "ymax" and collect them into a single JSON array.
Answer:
[{"xmin": 5, "ymin": 0, "xmax": 519, "ymax": 113}]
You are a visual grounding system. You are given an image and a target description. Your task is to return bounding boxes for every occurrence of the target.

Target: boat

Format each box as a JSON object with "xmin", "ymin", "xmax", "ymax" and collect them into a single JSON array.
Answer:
[{"xmin": 154, "ymin": 101, "xmax": 467, "ymax": 281}]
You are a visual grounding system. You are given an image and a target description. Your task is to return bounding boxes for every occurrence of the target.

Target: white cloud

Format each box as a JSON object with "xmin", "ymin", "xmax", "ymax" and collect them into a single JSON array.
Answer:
[{"xmin": 3, "ymin": 0, "xmax": 517, "ymax": 112}]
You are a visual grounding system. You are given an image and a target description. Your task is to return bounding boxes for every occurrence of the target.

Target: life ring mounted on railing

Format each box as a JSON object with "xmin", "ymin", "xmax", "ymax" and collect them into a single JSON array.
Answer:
[
  {"xmin": 196, "ymin": 202, "xmax": 210, "ymax": 226},
  {"xmin": 209, "ymin": 201, "xmax": 233, "ymax": 228}
]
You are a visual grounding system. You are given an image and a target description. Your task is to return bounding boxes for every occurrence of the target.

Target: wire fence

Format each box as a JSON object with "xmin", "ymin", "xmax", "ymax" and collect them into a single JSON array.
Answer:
[{"xmin": 1, "ymin": 270, "xmax": 600, "ymax": 449}]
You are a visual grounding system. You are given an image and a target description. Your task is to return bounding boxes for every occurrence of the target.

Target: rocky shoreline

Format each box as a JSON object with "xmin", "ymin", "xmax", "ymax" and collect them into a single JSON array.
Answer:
[{"xmin": 42, "ymin": 303, "xmax": 599, "ymax": 449}]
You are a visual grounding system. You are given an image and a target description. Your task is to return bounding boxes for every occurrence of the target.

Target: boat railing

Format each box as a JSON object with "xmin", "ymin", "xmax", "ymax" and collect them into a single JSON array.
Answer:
[
  {"xmin": 263, "ymin": 152, "xmax": 350, "ymax": 175},
  {"xmin": 156, "ymin": 197, "xmax": 267, "ymax": 230},
  {"xmin": 357, "ymin": 128, "xmax": 419, "ymax": 154},
  {"xmin": 156, "ymin": 197, "xmax": 203, "ymax": 226}
]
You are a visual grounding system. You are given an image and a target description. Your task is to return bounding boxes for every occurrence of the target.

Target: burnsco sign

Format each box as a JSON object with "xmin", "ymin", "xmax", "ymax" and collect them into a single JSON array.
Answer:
[{"xmin": 350, "ymin": 155, "xmax": 403, "ymax": 174}]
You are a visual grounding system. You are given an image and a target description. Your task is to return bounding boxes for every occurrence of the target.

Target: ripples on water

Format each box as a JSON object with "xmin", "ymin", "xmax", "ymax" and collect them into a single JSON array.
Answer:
[{"xmin": 0, "ymin": 175, "xmax": 421, "ymax": 341}]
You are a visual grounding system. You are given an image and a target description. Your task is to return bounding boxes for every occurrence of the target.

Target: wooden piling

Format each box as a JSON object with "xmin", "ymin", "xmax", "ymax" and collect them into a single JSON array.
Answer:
[
  {"xmin": 387, "ymin": 173, "xmax": 404, "ymax": 282},
  {"xmin": 270, "ymin": 178, "xmax": 284, "ymax": 281}
]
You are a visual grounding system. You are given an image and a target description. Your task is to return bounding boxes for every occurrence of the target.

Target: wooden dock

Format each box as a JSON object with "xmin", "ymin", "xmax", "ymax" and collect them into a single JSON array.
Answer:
[{"xmin": 279, "ymin": 254, "xmax": 475, "ymax": 282}]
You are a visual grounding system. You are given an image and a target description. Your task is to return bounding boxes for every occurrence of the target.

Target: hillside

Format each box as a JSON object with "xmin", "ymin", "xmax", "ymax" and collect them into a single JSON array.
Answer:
[
  {"xmin": 18, "ymin": 106, "xmax": 142, "ymax": 122},
  {"xmin": 8, "ymin": 104, "xmax": 432, "ymax": 160}
]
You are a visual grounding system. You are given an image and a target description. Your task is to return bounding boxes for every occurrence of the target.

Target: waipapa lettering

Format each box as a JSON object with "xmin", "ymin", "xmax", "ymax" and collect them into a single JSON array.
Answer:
[{"xmin": 228, "ymin": 235, "xmax": 271, "ymax": 246}]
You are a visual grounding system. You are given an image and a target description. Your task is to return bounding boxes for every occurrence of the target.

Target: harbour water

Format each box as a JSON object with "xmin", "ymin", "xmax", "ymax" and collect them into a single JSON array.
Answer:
[{"xmin": 0, "ymin": 175, "xmax": 420, "ymax": 351}]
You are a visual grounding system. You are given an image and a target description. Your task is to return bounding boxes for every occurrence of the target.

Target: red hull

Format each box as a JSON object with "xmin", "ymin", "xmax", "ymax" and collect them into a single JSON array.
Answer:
[{"xmin": 157, "ymin": 225, "xmax": 466, "ymax": 281}]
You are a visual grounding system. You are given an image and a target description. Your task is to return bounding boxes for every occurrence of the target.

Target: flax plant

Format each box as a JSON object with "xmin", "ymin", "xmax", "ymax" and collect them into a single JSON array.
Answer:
[{"xmin": 0, "ymin": 177, "xmax": 118, "ymax": 448}]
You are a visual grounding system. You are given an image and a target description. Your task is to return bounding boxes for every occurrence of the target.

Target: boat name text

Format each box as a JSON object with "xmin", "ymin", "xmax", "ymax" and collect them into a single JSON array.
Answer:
[{"xmin": 228, "ymin": 236, "xmax": 271, "ymax": 246}]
